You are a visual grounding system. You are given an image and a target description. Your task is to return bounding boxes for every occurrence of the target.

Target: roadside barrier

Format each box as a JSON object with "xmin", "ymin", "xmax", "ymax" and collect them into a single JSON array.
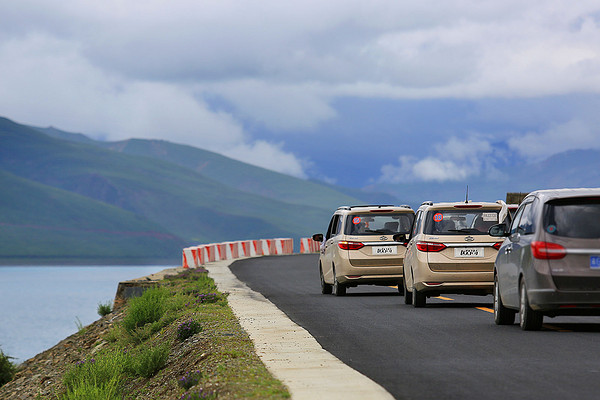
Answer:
[
  {"xmin": 182, "ymin": 237, "xmax": 307, "ymax": 268},
  {"xmin": 300, "ymin": 238, "xmax": 321, "ymax": 253}
]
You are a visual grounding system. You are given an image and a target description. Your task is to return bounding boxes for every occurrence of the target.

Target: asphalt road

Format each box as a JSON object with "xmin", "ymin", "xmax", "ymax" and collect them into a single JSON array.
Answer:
[{"xmin": 230, "ymin": 254, "xmax": 600, "ymax": 400}]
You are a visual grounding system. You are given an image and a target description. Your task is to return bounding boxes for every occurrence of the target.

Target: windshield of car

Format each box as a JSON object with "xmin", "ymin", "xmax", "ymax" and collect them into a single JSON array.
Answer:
[
  {"xmin": 344, "ymin": 213, "xmax": 414, "ymax": 235},
  {"xmin": 423, "ymin": 209, "xmax": 500, "ymax": 235},
  {"xmin": 543, "ymin": 197, "xmax": 600, "ymax": 239}
]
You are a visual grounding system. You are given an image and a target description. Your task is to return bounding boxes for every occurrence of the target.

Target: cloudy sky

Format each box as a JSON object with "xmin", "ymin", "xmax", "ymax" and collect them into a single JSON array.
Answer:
[{"xmin": 2, "ymin": 1, "xmax": 600, "ymax": 187}]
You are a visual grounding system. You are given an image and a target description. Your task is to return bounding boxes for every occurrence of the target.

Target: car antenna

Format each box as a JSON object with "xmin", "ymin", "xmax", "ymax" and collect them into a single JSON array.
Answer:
[{"xmin": 465, "ymin": 185, "xmax": 469, "ymax": 203}]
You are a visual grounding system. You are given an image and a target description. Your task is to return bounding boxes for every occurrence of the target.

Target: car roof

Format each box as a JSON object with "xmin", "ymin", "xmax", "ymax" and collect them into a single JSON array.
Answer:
[
  {"xmin": 417, "ymin": 200, "xmax": 503, "ymax": 212},
  {"xmin": 336, "ymin": 205, "xmax": 414, "ymax": 213},
  {"xmin": 526, "ymin": 188, "xmax": 600, "ymax": 203}
]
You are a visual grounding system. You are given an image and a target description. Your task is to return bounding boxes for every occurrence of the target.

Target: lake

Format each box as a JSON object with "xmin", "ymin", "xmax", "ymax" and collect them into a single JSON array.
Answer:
[{"xmin": 0, "ymin": 265, "xmax": 172, "ymax": 364}]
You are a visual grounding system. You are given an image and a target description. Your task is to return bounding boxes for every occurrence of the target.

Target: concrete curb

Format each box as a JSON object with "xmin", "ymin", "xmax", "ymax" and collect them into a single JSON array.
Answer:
[{"xmin": 205, "ymin": 258, "xmax": 394, "ymax": 400}]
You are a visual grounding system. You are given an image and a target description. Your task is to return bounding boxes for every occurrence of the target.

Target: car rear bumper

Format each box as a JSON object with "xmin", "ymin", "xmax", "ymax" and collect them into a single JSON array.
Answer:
[
  {"xmin": 528, "ymin": 288, "xmax": 600, "ymax": 315},
  {"xmin": 414, "ymin": 280, "xmax": 493, "ymax": 295},
  {"xmin": 339, "ymin": 273, "xmax": 403, "ymax": 286}
]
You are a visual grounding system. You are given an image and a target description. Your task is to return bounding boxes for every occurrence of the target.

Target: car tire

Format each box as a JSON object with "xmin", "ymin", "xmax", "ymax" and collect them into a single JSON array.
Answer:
[
  {"xmin": 397, "ymin": 279, "xmax": 405, "ymax": 296},
  {"xmin": 412, "ymin": 287, "xmax": 426, "ymax": 308},
  {"xmin": 403, "ymin": 277, "xmax": 412, "ymax": 305},
  {"xmin": 332, "ymin": 267, "xmax": 346, "ymax": 296},
  {"xmin": 494, "ymin": 275, "xmax": 516, "ymax": 325},
  {"xmin": 320, "ymin": 266, "xmax": 332, "ymax": 295},
  {"xmin": 519, "ymin": 279, "xmax": 543, "ymax": 331}
]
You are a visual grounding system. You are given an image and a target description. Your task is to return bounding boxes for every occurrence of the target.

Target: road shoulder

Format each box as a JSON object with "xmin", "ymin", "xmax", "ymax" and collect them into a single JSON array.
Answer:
[{"xmin": 206, "ymin": 258, "xmax": 394, "ymax": 400}]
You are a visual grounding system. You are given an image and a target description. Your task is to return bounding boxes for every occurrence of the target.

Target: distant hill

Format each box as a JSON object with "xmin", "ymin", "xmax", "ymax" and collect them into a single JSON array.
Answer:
[
  {"xmin": 0, "ymin": 169, "xmax": 185, "ymax": 263},
  {"xmin": 1, "ymin": 116, "xmax": 389, "ymax": 263}
]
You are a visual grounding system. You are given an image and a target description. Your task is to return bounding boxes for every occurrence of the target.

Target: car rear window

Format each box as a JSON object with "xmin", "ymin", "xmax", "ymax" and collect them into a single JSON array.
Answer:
[
  {"xmin": 423, "ymin": 209, "xmax": 500, "ymax": 235},
  {"xmin": 543, "ymin": 197, "xmax": 600, "ymax": 239},
  {"xmin": 344, "ymin": 213, "xmax": 414, "ymax": 235}
]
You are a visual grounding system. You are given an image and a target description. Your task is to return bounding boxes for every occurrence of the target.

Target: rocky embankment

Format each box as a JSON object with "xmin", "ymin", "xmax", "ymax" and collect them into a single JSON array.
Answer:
[{"xmin": 0, "ymin": 310, "xmax": 122, "ymax": 399}]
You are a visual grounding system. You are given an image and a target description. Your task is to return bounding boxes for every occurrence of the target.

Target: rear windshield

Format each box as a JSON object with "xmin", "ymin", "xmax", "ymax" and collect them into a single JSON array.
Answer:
[
  {"xmin": 543, "ymin": 197, "xmax": 600, "ymax": 239},
  {"xmin": 423, "ymin": 209, "xmax": 500, "ymax": 235},
  {"xmin": 344, "ymin": 213, "xmax": 414, "ymax": 235}
]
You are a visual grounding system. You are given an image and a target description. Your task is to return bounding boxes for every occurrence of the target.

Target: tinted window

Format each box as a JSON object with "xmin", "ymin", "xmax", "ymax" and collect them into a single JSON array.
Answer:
[
  {"xmin": 326, "ymin": 214, "xmax": 340, "ymax": 240},
  {"xmin": 412, "ymin": 211, "xmax": 422, "ymax": 237},
  {"xmin": 345, "ymin": 213, "xmax": 415, "ymax": 235},
  {"xmin": 510, "ymin": 205, "xmax": 525, "ymax": 235},
  {"xmin": 543, "ymin": 197, "xmax": 600, "ymax": 238},
  {"xmin": 518, "ymin": 200, "xmax": 537, "ymax": 235},
  {"xmin": 423, "ymin": 209, "xmax": 500, "ymax": 235}
]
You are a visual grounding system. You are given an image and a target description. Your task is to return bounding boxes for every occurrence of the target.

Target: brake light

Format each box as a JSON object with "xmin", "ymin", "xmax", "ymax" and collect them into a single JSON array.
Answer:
[
  {"xmin": 370, "ymin": 209, "xmax": 394, "ymax": 212},
  {"xmin": 338, "ymin": 241, "xmax": 364, "ymax": 250},
  {"xmin": 453, "ymin": 204, "xmax": 483, "ymax": 208},
  {"xmin": 492, "ymin": 242, "xmax": 503, "ymax": 250},
  {"xmin": 531, "ymin": 241, "xmax": 566, "ymax": 259},
  {"xmin": 416, "ymin": 241, "xmax": 447, "ymax": 252}
]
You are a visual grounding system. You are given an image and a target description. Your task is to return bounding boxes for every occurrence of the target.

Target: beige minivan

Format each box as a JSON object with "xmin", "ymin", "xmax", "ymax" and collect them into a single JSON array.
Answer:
[
  {"xmin": 403, "ymin": 200, "xmax": 506, "ymax": 307},
  {"xmin": 313, "ymin": 205, "xmax": 415, "ymax": 296}
]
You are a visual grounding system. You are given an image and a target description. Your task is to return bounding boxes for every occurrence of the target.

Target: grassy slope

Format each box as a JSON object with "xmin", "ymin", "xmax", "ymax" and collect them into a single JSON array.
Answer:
[
  {"xmin": 36, "ymin": 124, "xmax": 366, "ymax": 211},
  {"xmin": 0, "ymin": 169, "xmax": 185, "ymax": 260},
  {"xmin": 96, "ymin": 138, "xmax": 365, "ymax": 211},
  {"xmin": 1, "ymin": 118, "xmax": 333, "ymax": 251}
]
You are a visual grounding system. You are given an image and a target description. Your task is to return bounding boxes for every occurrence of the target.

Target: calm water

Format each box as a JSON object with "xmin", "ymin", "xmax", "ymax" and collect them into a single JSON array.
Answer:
[{"xmin": 0, "ymin": 265, "xmax": 171, "ymax": 364}]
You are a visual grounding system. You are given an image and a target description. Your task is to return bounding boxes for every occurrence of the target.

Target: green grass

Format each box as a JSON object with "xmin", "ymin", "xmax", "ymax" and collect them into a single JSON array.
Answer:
[
  {"xmin": 55, "ymin": 269, "xmax": 290, "ymax": 399},
  {"xmin": 0, "ymin": 348, "xmax": 16, "ymax": 387},
  {"xmin": 97, "ymin": 301, "xmax": 113, "ymax": 317}
]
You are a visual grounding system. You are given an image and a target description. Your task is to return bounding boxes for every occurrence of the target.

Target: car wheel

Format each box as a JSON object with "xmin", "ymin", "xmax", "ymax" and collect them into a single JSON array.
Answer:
[
  {"xmin": 519, "ymin": 279, "xmax": 543, "ymax": 331},
  {"xmin": 494, "ymin": 275, "xmax": 516, "ymax": 325},
  {"xmin": 320, "ymin": 266, "xmax": 332, "ymax": 295},
  {"xmin": 403, "ymin": 277, "xmax": 412, "ymax": 305},
  {"xmin": 397, "ymin": 279, "xmax": 405, "ymax": 296},
  {"xmin": 412, "ymin": 287, "xmax": 426, "ymax": 308},
  {"xmin": 332, "ymin": 267, "xmax": 346, "ymax": 296}
]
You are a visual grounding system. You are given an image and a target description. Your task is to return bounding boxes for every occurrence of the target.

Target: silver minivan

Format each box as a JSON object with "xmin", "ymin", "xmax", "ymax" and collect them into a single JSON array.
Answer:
[{"xmin": 490, "ymin": 188, "xmax": 600, "ymax": 330}]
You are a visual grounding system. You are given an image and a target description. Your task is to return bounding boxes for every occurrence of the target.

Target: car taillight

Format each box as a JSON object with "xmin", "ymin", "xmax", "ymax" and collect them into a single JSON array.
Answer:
[
  {"xmin": 416, "ymin": 241, "xmax": 447, "ymax": 252},
  {"xmin": 338, "ymin": 241, "xmax": 364, "ymax": 250},
  {"xmin": 492, "ymin": 241, "xmax": 503, "ymax": 250},
  {"xmin": 531, "ymin": 241, "xmax": 566, "ymax": 259}
]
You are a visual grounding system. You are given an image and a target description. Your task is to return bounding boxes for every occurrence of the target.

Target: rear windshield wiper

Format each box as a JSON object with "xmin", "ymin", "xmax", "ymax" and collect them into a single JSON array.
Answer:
[{"xmin": 447, "ymin": 229, "xmax": 472, "ymax": 233}]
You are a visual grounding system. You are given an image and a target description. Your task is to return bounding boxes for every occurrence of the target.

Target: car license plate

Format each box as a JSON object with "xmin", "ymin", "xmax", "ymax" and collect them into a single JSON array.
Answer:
[
  {"xmin": 454, "ymin": 247, "xmax": 484, "ymax": 258},
  {"xmin": 591, "ymin": 256, "xmax": 600, "ymax": 269},
  {"xmin": 372, "ymin": 246, "xmax": 397, "ymax": 255}
]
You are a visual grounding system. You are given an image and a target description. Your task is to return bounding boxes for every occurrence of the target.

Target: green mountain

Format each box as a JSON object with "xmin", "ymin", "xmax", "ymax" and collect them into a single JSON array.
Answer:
[
  {"xmin": 0, "ymin": 169, "xmax": 185, "ymax": 263},
  {"xmin": 1, "ymin": 116, "xmax": 377, "ymax": 263}
]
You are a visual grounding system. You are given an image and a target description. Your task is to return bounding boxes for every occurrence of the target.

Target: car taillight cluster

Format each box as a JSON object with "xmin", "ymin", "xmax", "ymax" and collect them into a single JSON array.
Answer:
[
  {"xmin": 416, "ymin": 241, "xmax": 447, "ymax": 252},
  {"xmin": 338, "ymin": 241, "xmax": 365, "ymax": 250},
  {"xmin": 531, "ymin": 241, "xmax": 566, "ymax": 259},
  {"xmin": 492, "ymin": 242, "xmax": 503, "ymax": 250}
]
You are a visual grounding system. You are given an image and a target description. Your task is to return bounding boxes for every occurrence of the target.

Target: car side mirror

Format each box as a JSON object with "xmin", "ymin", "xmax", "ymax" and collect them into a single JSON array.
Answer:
[
  {"xmin": 393, "ymin": 233, "xmax": 409, "ymax": 245},
  {"xmin": 312, "ymin": 233, "xmax": 324, "ymax": 242},
  {"xmin": 488, "ymin": 224, "xmax": 509, "ymax": 237}
]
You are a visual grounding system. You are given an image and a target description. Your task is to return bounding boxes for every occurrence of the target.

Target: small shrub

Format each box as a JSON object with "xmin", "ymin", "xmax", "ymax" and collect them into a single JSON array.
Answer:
[
  {"xmin": 63, "ymin": 350, "xmax": 131, "ymax": 396},
  {"xmin": 122, "ymin": 287, "xmax": 168, "ymax": 332},
  {"xmin": 0, "ymin": 348, "xmax": 16, "ymax": 387},
  {"xmin": 132, "ymin": 343, "xmax": 169, "ymax": 378},
  {"xmin": 177, "ymin": 319, "xmax": 202, "ymax": 341},
  {"xmin": 180, "ymin": 388, "xmax": 217, "ymax": 400},
  {"xmin": 195, "ymin": 293, "xmax": 220, "ymax": 304},
  {"xmin": 178, "ymin": 370, "xmax": 203, "ymax": 390},
  {"xmin": 97, "ymin": 301, "xmax": 113, "ymax": 317},
  {"xmin": 60, "ymin": 376, "xmax": 121, "ymax": 400},
  {"xmin": 75, "ymin": 317, "xmax": 86, "ymax": 334}
]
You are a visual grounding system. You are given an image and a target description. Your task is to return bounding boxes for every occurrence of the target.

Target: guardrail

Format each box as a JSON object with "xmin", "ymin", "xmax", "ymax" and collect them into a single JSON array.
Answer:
[{"xmin": 182, "ymin": 237, "xmax": 320, "ymax": 268}]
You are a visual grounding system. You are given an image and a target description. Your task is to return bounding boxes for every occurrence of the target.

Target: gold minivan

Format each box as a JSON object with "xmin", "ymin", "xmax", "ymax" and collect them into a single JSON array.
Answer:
[
  {"xmin": 403, "ymin": 200, "xmax": 506, "ymax": 307},
  {"xmin": 313, "ymin": 205, "xmax": 415, "ymax": 296}
]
